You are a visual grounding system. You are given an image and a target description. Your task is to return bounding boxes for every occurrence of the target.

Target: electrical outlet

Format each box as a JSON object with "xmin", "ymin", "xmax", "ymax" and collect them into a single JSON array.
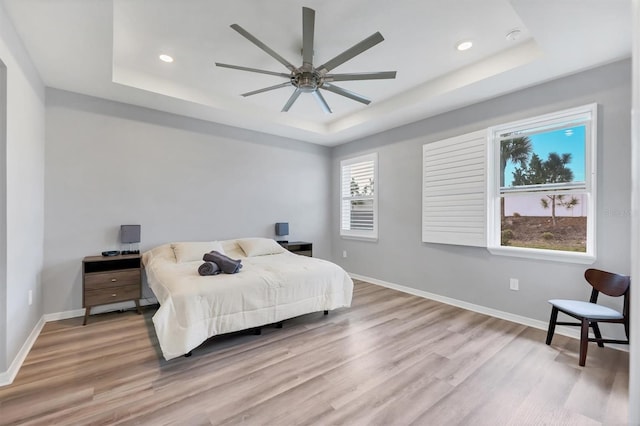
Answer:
[
  {"xmin": 342, "ymin": 250, "xmax": 347, "ymax": 258},
  {"xmin": 28, "ymin": 290, "xmax": 33, "ymax": 306},
  {"xmin": 509, "ymin": 278, "xmax": 519, "ymax": 291}
]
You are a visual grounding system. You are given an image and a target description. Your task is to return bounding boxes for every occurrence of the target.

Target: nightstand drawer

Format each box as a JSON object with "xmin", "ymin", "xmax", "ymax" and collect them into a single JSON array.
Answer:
[
  {"xmin": 84, "ymin": 270, "xmax": 141, "ymax": 290},
  {"xmin": 295, "ymin": 250, "xmax": 312, "ymax": 257},
  {"xmin": 84, "ymin": 285, "xmax": 140, "ymax": 306}
]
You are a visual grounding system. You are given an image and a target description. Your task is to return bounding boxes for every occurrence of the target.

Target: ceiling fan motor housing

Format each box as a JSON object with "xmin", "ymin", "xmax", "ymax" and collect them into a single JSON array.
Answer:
[{"xmin": 292, "ymin": 71, "xmax": 322, "ymax": 92}]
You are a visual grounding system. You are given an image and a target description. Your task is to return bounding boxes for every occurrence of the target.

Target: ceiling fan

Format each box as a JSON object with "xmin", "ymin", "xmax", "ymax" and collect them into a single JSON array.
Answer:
[{"xmin": 215, "ymin": 7, "xmax": 397, "ymax": 113}]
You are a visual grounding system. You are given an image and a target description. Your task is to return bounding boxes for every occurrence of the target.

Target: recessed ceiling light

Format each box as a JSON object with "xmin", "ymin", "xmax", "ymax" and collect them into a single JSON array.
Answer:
[
  {"xmin": 506, "ymin": 29, "xmax": 522, "ymax": 42},
  {"xmin": 159, "ymin": 54, "xmax": 174, "ymax": 63},
  {"xmin": 456, "ymin": 41, "xmax": 473, "ymax": 51}
]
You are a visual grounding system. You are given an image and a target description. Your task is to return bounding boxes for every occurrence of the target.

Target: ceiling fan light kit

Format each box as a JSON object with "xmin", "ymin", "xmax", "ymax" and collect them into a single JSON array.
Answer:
[{"xmin": 216, "ymin": 7, "xmax": 397, "ymax": 113}]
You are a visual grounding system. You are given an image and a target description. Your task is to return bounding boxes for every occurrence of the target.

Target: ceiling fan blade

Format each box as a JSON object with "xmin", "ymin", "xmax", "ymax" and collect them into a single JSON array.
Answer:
[
  {"xmin": 282, "ymin": 89, "xmax": 302, "ymax": 112},
  {"xmin": 216, "ymin": 63, "xmax": 291, "ymax": 79},
  {"xmin": 316, "ymin": 32, "xmax": 385, "ymax": 74},
  {"xmin": 302, "ymin": 7, "xmax": 315, "ymax": 70},
  {"xmin": 321, "ymin": 83, "xmax": 371, "ymax": 105},
  {"xmin": 230, "ymin": 24, "xmax": 297, "ymax": 72},
  {"xmin": 241, "ymin": 82, "xmax": 291, "ymax": 97},
  {"xmin": 313, "ymin": 90, "xmax": 332, "ymax": 114},
  {"xmin": 325, "ymin": 71, "xmax": 397, "ymax": 82}
]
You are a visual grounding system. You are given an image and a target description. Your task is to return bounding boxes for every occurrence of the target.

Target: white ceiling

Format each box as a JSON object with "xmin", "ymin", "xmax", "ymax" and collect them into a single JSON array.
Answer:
[{"xmin": 1, "ymin": 0, "xmax": 631, "ymax": 146}]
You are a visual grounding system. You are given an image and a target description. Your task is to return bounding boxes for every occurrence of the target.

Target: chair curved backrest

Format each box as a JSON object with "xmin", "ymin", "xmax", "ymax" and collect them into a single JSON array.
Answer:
[{"xmin": 584, "ymin": 268, "xmax": 630, "ymax": 298}]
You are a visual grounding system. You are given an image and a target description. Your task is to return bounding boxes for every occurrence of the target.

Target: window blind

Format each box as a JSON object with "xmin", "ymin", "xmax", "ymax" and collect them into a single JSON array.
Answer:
[
  {"xmin": 422, "ymin": 131, "xmax": 487, "ymax": 247},
  {"xmin": 341, "ymin": 153, "xmax": 377, "ymax": 239}
]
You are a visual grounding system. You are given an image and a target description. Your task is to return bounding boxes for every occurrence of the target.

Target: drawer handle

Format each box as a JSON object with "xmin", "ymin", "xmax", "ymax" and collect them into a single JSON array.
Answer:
[
  {"xmin": 111, "ymin": 293, "xmax": 117, "ymax": 297},
  {"xmin": 111, "ymin": 278, "xmax": 117, "ymax": 282}
]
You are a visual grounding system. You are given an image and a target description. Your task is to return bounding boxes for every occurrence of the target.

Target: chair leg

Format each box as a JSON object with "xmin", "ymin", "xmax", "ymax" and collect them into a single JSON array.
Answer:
[
  {"xmin": 579, "ymin": 318, "xmax": 589, "ymax": 367},
  {"xmin": 591, "ymin": 322, "xmax": 604, "ymax": 347},
  {"xmin": 546, "ymin": 307, "xmax": 559, "ymax": 345},
  {"xmin": 624, "ymin": 321, "xmax": 630, "ymax": 340}
]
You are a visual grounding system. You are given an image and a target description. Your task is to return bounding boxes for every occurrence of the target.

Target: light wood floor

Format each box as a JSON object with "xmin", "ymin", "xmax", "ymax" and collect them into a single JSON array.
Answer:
[{"xmin": 0, "ymin": 281, "xmax": 629, "ymax": 425}]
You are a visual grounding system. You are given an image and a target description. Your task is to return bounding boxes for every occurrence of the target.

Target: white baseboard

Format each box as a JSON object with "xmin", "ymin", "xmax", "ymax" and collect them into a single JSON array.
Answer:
[
  {"xmin": 43, "ymin": 308, "xmax": 86, "ymax": 322},
  {"xmin": 1, "ymin": 297, "xmax": 159, "ymax": 387},
  {"xmin": 42, "ymin": 297, "xmax": 158, "ymax": 322},
  {"xmin": 350, "ymin": 273, "xmax": 629, "ymax": 353},
  {"xmin": 0, "ymin": 316, "xmax": 45, "ymax": 387}
]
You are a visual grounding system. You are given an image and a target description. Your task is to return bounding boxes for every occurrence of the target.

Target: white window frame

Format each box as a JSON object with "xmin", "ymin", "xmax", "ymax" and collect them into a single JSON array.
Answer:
[
  {"xmin": 340, "ymin": 152, "xmax": 378, "ymax": 241},
  {"xmin": 487, "ymin": 103, "xmax": 597, "ymax": 263}
]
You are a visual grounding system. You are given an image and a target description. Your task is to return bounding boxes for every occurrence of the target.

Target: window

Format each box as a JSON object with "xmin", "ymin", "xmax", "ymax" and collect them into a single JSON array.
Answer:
[
  {"xmin": 488, "ymin": 104, "xmax": 597, "ymax": 263},
  {"xmin": 340, "ymin": 153, "xmax": 378, "ymax": 240}
]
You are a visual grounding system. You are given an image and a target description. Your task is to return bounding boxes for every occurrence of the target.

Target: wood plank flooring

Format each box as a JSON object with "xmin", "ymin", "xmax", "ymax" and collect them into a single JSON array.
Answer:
[{"xmin": 0, "ymin": 281, "xmax": 629, "ymax": 425}]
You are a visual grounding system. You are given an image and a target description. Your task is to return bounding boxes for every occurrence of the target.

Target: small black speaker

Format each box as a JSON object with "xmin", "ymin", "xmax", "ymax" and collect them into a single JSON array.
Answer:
[{"xmin": 121, "ymin": 225, "xmax": 141, "ymax": 244}]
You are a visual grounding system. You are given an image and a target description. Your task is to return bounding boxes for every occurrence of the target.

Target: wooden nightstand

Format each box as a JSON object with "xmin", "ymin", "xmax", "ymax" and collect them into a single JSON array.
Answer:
[
  {"xmin": 82, "ymin": 254, "xmax": 142, "ymax": 325},
  {"xmin": 280, "ymin": 241, "xmax": 313, "ymax": 257}
]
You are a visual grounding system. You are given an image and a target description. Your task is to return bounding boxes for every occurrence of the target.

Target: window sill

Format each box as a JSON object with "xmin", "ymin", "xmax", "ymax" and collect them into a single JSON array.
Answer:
[
  {"xmin": 487, "ymin": 245, "xmax": 596, "ymax": 264},
  {"xmin": 340, "ymin": 234, "xmax": 378, "ymax": 242}
]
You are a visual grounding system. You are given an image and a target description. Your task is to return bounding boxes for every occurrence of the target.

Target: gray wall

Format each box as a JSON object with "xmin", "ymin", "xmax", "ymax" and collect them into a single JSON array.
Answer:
[
  {"xmin": 331, "ymin": 59, "xmax": 631, "ymax": 337},
  {"xmin": 0, "ymin": 2, "xmax": 45, "ymax": 374},
  {"xmin": 43, "ymin": 89, "xmax": 332, "ymax": 314}
]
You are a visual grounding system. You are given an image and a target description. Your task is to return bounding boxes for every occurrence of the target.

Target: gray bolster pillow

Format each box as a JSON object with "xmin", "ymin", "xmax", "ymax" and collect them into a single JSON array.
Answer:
[
  {"xmin": 198, "ymin": 261, "xmax": 221, "ymax": 276},
  {"xmin": 203, "ymin": 251, "xmax": 243, "ymax": 274}
]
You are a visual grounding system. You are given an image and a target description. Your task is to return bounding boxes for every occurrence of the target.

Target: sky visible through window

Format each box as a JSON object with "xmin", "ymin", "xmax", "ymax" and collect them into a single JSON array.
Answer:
[{"xmin": 503, "ymin": 125, "xmax": 586, "ymax": 186}]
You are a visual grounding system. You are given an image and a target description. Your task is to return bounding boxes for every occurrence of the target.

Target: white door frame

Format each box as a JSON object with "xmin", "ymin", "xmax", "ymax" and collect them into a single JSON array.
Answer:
[{"xmin": 629, "ymin": 0, "xmax": 639, "ymax": 424}]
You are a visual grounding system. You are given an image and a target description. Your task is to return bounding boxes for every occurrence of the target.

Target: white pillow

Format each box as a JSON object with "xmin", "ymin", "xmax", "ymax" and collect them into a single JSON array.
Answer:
[
  {"xmin": 237, "ymin": 238, "xmax": 286, "ymax": 257},
  {"xmin": 142, "ymin": 243, "xmax": 174, "ymax": 266},
  {"xmin": 171, "ymin": 241, "xmax": 225, "ymax": 263}
]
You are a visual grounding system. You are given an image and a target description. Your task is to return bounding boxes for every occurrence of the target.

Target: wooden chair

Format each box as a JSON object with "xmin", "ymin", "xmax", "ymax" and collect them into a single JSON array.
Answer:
[{"xmin": 545, "ymin": 268, "xmax": 630, "ymax": 366}]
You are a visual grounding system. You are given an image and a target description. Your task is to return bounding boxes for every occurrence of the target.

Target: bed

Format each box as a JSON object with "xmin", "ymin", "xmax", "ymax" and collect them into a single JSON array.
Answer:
[{"xmin": 142, "ymin": 238, "xmax": 354, "ymax": 360}]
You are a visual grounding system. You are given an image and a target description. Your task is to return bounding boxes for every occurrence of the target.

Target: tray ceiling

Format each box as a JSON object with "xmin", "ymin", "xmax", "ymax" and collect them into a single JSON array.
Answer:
[{"xmin": 2, "ymin": 0, "xmax": 631, "ymax": 145}]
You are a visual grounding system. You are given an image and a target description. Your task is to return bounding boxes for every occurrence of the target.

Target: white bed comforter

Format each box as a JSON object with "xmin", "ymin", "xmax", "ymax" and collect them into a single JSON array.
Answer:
[{"xmin": 143, "ymin": 241, "xmax": 353, "ymax": 360}]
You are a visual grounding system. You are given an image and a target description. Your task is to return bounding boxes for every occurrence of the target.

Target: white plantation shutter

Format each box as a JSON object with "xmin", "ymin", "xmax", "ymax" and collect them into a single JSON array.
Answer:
[
  {"xmin": 340, "ymin": 153, "xmax": 378, "ymax": 239},
  {"xmin": 422, "ymin": 131, "xmax": 487, "ymax": 247}
]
